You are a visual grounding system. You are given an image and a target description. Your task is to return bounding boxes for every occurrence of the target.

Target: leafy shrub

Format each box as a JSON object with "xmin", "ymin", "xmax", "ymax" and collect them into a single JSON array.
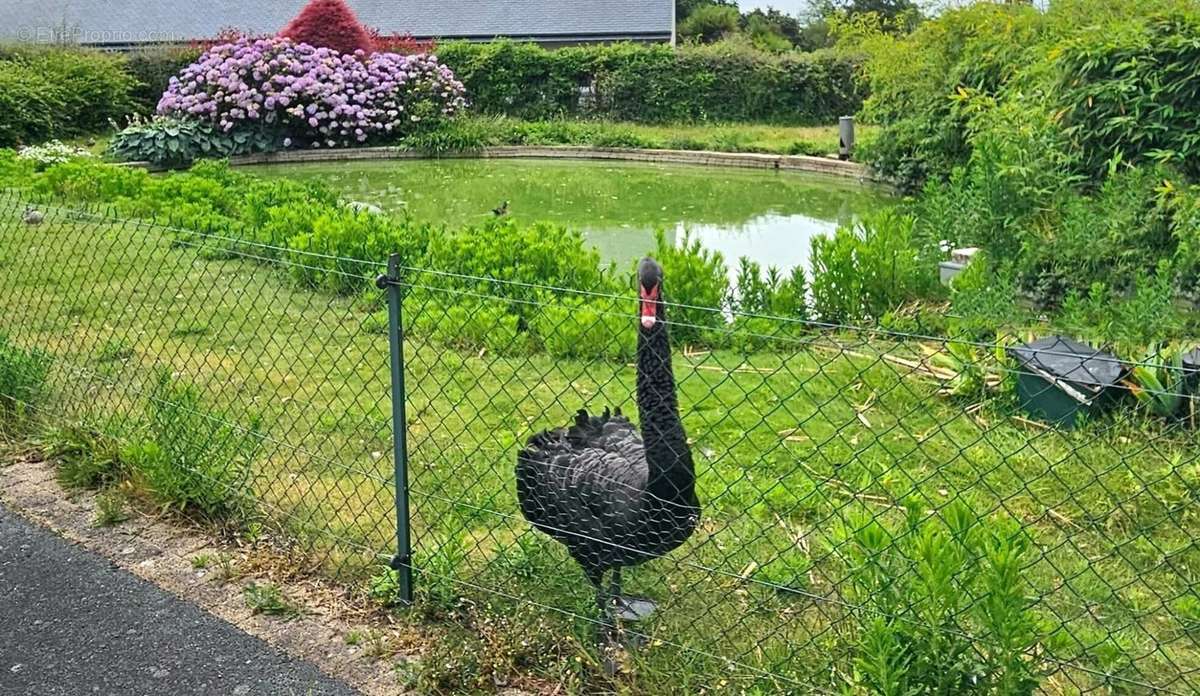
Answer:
[
  {"xmin": 530, "ymin": 295, "xmax": 637, "ymax": 362},
  {"xmin": 0, "ymin": 333, "xmax": 50, "ymax": 425},
  {"xmin": 0, "ymin": 61, "xmax": 64, "ymax": 148},
  {"xmin": 851, "ymin": 3, "xmax": 1045, "ymax": 189},
  {"xmin": 17, "ymin": 140, "xmax": 93, "ymax": 171},
  {"xmin": 125, "ymin": 372, "xmax": 262, "ymax": 520},
  {"xmin": 725, "ymin": 258, "xmax": 809, "ymax": 352},
  {"xmin": 1055, "ymin": 262, "xmax": 1187, "ymax": 355},
  {"xmin": 731, "ymin": 257, "xmax": 807, "ymax": 318},
  {"xmin": 158, "ymin": 37, "xmax": 466, "ymax": 148},
  {"xmin": 679, "ymin": 5, "xmax": 741, "ymax": 43},
  {"xmin": 652, "ymin": 230, "xmax": 729, "ymax": 346},
  {"xmin": 946, "ymin": 252, "xmax": 1021, "ymax": 340},
  {"xmin": 0, "ymin": 49, "xmax": 137, "ymax": 147},
  {"xmin": 838, "ymin": 501, "xmax": 1040, "ymax": 695},
  {"xmin": 124, "ymin": 46, "xmax": 203, "ymax": 114},
  {"xmin": 32, "ymin": 158, "xmax": 151, "ymax": 202},
  {"xmin": 810, "ymin": 211, "xmax": 937, "ymax": 324},
  {"xmin": 287, "ymin": 209, "xmax": 434, "ymax": 293},
  {"xmin": 423, "ymin": 219, "xmax": 614, "ymax": 306},
  {"xmin": 279, "ymin": 0, "xmax": 375, "ymax": 55},
  {"xmin": 109, "ymin": 115, "xmax": 277, "ymax": 166},
  {"xmin": 1055, "ymin": 9, "xmax": 1200, "ymax": 180},
  {"xmin": 411, "ymin": 295, "xmax": 526, "ymax": 356},
  {"xmin": 0, "ymin": 149, "xmax": 34, "ymax": 186},
  {"xmin": 1019, "ymin": 165, "xmax": 1172, "ymax": 305}
]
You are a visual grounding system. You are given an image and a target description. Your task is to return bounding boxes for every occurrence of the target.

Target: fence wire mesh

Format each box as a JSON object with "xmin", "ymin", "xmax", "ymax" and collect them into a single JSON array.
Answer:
[{"xmin": 2, "ymin": 191, "xmax": 1200, "ymax": 694}]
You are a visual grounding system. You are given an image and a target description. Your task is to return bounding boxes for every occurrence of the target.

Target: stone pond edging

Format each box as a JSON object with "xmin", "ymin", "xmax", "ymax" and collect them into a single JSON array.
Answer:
[{"xmin": 219, "ymin": 145, "xmax": 875, "ymax": 181}]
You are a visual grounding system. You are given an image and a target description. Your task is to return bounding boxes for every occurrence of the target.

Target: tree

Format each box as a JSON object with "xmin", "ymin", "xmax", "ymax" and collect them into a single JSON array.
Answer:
[
  {"xmin": 743, "ymin": 8, "xmax": 804, "ymax": 45},
  {"xmin": 676, "ymin": 0, "xmax": 737, "ymax": 22},
  {"xmin": 744, "ymin": 11, "xmax": 796, "ymax": 52},
  {"xmin": 678, "ymin": 4, "xmax": 742, "ymax": 43},
  {"xmin": 808, "ymin": 0, "xmax": 922, "ymax": 22},
  {"xmin": 805, "ymin": 0, "xmax": 923, "ymax": 35},
  {"xmin": 279, "ymin": 0, "xmax": 375, "ymax": 55}
]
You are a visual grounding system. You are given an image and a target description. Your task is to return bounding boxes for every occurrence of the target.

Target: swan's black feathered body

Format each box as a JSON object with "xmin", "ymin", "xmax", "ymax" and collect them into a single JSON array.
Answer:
[
  {"xmin": 516, "ymin": 257, "xmax": 700, "ymax": 605},
  {"xmin": 517, "ymin": 407, "xmax": 697, "ymax": 580}
]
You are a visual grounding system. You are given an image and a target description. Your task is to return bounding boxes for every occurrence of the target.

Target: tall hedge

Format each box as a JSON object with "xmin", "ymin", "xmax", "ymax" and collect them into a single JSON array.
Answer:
[
  {"xmin": 125, "ymin": 46, "xmax": 202, "ymax": 114},
  {"xmin": 437, "ymin": 40, "xmax": 864, "ymax": 124},
  {"xmin": 0, "ymin": 47, "xmax": 136, "ymax": 147}
]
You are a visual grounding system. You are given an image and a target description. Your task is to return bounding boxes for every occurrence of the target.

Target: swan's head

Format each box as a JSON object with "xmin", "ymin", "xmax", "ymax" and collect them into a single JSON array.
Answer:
[{"xmin": 637, "ymin": 256, "xmax": 664, "ymax": 330}]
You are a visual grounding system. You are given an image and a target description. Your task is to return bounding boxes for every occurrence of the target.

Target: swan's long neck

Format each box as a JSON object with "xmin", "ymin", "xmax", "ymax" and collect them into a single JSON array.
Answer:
[{"xmin": 636, "ymin": 307, "xmax": 694, "ymax": 502}]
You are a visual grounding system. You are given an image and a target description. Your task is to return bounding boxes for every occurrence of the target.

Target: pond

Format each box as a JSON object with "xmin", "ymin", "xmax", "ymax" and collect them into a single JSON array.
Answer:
[{"xmin": 244, "ymin": 158, "xmax": 890, "ymax": 279}]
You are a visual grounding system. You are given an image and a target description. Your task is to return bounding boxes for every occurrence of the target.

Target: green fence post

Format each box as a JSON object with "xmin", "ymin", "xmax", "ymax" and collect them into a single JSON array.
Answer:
[{"xmin": 376, "ymin": 253, "xmax": 413, "ymax": 604}]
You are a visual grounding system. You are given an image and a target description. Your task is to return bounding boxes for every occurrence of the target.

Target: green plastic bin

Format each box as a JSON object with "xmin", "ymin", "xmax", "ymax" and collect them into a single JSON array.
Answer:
[{"xmin": 1008, "ymin": 336, "xmax": 1128, "ymax": 429}]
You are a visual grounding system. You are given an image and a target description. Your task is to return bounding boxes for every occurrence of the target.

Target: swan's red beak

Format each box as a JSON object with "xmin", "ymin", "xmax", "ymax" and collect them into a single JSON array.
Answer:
[{"xmin": 639, "ymin": 283, "xmax": 660, "ymax": 329}]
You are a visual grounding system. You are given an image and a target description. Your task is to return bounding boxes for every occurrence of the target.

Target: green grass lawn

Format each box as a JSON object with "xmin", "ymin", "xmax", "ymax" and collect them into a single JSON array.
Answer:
[
  {"xmin": 74, "ymin": 119, "xmax": 874, "ymax": 168},
  {"xmin": 1, "ymin": 201, "xmax": 1198, "ymax": 693},
  {"xmin": 611, "ymin": 121, "xmax": 877, "ymax": 157},
  {"xmin": 411, "ymin": 116, "xmax": 878, "ymax": 160}
]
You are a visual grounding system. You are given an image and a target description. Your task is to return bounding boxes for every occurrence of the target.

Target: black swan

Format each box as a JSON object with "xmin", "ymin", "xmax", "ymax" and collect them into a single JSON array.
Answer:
[
  {"xmin": 516, "ymin": 256, "xmax": 700, "ymax": 630},
  {"xmin": 492, "ymin": 200, "xmax": 509, "ymax": 217}
]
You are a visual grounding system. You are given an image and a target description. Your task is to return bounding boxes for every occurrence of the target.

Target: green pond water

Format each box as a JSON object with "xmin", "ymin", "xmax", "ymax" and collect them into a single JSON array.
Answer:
[{"xmin": 245, "ymin": 159, "xmax": 890, "ymax": 278}]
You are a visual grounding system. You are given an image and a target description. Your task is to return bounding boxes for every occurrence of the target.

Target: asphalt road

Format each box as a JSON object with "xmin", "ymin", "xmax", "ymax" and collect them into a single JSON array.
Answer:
[{"xmin": 0, "ymin": 502, "xmax": 360, "ymax": 696}]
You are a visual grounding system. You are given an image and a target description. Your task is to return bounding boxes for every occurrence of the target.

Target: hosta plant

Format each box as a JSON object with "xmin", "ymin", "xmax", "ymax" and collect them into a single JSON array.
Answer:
[{"xmin": 108, "ymin": 115, "xmax": 276, "ymax": 167}]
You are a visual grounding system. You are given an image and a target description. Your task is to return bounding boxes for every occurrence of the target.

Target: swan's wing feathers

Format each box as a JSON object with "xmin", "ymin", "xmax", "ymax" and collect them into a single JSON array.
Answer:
[{"xmin": 517, "ymin": 414, "xmax": 648, "ymax": 542}]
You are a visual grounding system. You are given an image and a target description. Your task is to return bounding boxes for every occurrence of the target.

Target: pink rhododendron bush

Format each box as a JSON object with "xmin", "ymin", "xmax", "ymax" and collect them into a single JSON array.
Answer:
[{"xmin": 113, "ymin": 36, "xmax": 467, "ymax": 164}]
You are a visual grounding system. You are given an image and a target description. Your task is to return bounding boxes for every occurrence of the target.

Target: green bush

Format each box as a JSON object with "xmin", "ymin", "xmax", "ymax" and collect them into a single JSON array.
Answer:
[
  {"xmin": 679, "ymin": 5, "xmax": 741, "ymax": 43},
  {"xmin": 839, "ymin": 501, "xmax": 1040, "ymax": 695},
  {"xmin": 1055, "ymin": 262, "xmax": 1187, "ymax": 355},
  {"xmin": 0, "ymin": 149, "xmax": 33, "ymax": 185},
  {"xmin": 288, "ymin": 210, "xmax": 435, "ymax": 294},
  {"xmin": 411, "ymin": 295, "xmax": 527, "ymax": 356},
  {"xmin": 123, "ymin": 46, "xmax": 201, "ymax": 114},
  {"xmin": 731, "ymin": 257, "xmax": 807, "ymax": 318},
  {"xmin": 32, "ymin": 158, "xmax": 151, "ymax": 202},
  {"xmin": 423, "ymin": 219, "xmax": 615, "ymax": 306},
  {"xmin": 125, "ymin": 373, "xmax": 262, "ymax": 520},
  {"xmin": 437, "ymin": 40, "xmax": 863, "ymax": 124},
  {"xmin": 810, "ymin": 210, "xmax": 937, "ymax": 324},
  {"xmin": 109, "ymin": 115, "xmax": 279, "ymax": 167},
  {"xmin": 0, "ymin": 49, "xmax": 136, "ymax": 147},
  {"xmin": 1055, "ymin": 9, "xmax": 1200, "ymax": 180},
  {"xmin": 531, "ymin": 295, "xmax": 637, "ymax": 362},
  {"xmin": 652, "ymin": 230, "xmax": 729, "ymax": 346},
  {"xmin": 0, "ymin": 333, "xmax": 50, "ymax": 425}
]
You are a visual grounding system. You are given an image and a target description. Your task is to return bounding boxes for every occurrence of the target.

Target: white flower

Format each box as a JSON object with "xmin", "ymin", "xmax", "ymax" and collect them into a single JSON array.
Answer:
[{"xmin": 17, "ymin": 140, "xmax": 94, "ymax": 167}]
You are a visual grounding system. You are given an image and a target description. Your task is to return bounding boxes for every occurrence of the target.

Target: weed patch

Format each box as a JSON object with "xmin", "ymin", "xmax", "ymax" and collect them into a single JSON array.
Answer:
[{"xmin": 124, "ymin": 372, "xmax": 262, "ymax": 521}]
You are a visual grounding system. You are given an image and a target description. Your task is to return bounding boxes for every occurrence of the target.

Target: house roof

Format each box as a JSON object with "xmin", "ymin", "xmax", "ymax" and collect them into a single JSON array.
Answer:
[{"xmin": 0, "ymin": 0, "xmax": 674, "ymax": 46}]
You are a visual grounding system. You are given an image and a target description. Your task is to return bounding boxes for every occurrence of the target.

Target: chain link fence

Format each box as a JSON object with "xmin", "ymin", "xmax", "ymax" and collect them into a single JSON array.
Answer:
[{"xmin": 2, "ymin": 192, "xmax": 1200, "ymax": 693}]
